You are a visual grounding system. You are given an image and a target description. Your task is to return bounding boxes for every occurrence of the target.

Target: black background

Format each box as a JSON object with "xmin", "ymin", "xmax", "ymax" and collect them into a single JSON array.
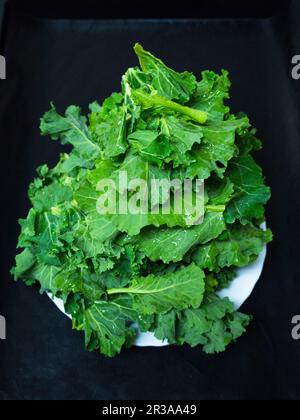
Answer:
[{"xmin": 0, "ymin": 0, "xmax": 300, "ymax": 400}]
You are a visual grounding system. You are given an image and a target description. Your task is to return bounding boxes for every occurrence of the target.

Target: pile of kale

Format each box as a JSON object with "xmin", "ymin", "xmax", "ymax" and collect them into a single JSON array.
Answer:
[{"xmin": 12, "ymin": 44, "xmax": 272, "ymax": 357}]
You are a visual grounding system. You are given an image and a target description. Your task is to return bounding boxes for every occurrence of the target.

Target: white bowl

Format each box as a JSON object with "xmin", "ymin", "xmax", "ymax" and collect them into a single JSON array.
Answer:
[{"xmin": 47, "ymin": 223, "xmax": 267, "ymax": 347}]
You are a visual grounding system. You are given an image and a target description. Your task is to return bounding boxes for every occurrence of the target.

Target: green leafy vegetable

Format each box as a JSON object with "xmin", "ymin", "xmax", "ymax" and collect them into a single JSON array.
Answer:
[
  {"xmin": 12, "ymin": 44, "xmax": 272, "ymax": 357},
  {"xmin": 192, "ymin": 224, "xmax": 272, "ymax": 271},
  {"xmin": 134, "ymin": 43, "xmax": 197, "ymax": 103},
  {"xmin": 107, "ymin": 263, "xmax": 205, "ymax": 315},
  {"xmin": 153, "ymin": 295, "xmax": 251, "ymax": 353}
]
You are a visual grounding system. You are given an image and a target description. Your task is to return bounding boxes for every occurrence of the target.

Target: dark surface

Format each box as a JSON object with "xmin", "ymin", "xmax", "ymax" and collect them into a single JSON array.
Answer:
[
  {"xmin": 0, "ymin": 0, "xmax": 300, "ymax": 401},
  {"xmin": 9, "ymin": 0, "xmax": 289, "ymax": 19}
]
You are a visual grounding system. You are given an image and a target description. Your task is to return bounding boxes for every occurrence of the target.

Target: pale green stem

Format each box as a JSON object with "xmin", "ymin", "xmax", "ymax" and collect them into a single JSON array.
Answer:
[
  {"xmin": 205, "ymin": 205, "xmax": 226, "ymax": 213},
  {"xmin": 133, "ymin": 90, "xmax": 208, "ymax": 124}
]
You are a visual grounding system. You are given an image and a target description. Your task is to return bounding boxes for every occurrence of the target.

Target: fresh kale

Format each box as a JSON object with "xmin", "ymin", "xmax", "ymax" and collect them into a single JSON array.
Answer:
[{"xmin": 12, "ymin": 44, "xmax": 272, "ymax": 357}]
